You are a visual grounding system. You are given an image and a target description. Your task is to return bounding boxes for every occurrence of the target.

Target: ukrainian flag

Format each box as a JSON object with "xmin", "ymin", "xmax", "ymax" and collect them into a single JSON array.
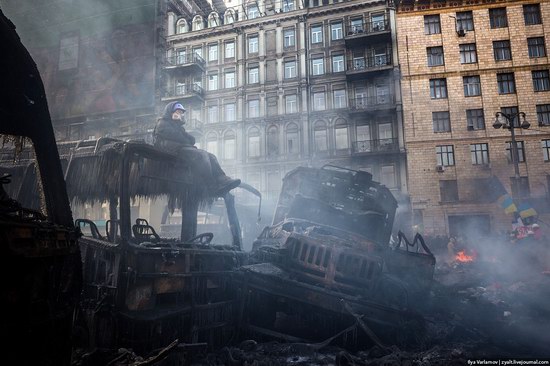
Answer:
[
  {"xmin": 498, "ymin": 194, "xmax": 517, "ymax": 214},
  {"xmin": 518, "ymin": 202, "xmax": 537, "ymax": 219}
]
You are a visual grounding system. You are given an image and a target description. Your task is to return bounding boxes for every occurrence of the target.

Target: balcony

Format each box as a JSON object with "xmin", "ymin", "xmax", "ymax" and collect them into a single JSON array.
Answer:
[
  {"xmin": 185, "ymin": 118, "xmax": 203, "ymax": 136},
  {"xmin": 352, "ymin": 138, "xmax": 399, "ymax": 155},
  {"xmin": 349, "ymin": 95, "xmax": 395, "ymax": 112},
  {"xmin": 346, "ymin": 52, "xmax": 393, "ymax": 80},
  {"xmin": 345, "ymin": 18, "xmax": 391, "ymax": 46},
  {"xmin": 162, "ymin": 83, "xmax": 204, "ymax": 102},
  {"xmin": 165, "ymin": 53, "xmax": 205, "ymax": 73}
]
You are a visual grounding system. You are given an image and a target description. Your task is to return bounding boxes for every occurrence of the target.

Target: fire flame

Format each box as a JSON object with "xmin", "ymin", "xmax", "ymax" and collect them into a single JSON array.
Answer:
[{"xmin": 455, "ymin": 250, "xmax": 476, "ymax": 262}]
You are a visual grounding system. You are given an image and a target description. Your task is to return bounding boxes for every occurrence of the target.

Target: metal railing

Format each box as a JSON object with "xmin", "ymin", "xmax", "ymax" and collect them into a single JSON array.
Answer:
[
  {"xmin": 352, "ymin": 138, "xmax": 398, "ymax": 153},
  {"xmin": 186, "ymin": 118, "xmax": 203, "ymax": 131},
  {"xmin": 349, "ymin": 51, "xmax": 392, "ymax": 72},
  {"xmin": 350, "ymin": 95, "xmax": 394, "ymax": 109},
  {"xmin": 346, "ymin": 17, "xmax": 390, "ymax": 37},
  {"xmin": 165, "ymin": 83, "xmax": 204, "ymax": 98},
  {"xmin": 166, "ymin": 53, "xmax": 206, "ymax": 68}
]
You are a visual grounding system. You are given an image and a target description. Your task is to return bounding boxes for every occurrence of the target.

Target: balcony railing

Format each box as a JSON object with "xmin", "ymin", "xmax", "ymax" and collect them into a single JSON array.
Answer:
[
  {"xmin": 348, "ymin": 52, "xmax": 393, "ymax": 73},
  {"xmin": 164, "ymin": 83, "xmax": 204, "ymax": 99},
  {"xmin": 349, "ymin": 95, "xmax": 395, "ymax": 110},
  {"xmin": 345, "ymin": 18, "xmax": 390, "ymax": 38},
  {"xmin": 165, "ymin": 53, "xmax": 206, "ymax": 69},
  {"xmin": 352, "ymin": 138, "xmax": 398, "ymax": 154},
  {"xmin": 186, "ymin": 118, "xmax": 203, "ymax": 132}
]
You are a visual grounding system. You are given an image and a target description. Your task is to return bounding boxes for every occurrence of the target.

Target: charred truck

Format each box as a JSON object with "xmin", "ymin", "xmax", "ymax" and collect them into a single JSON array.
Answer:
[
  {"xmin": 238, "ymin": 165, "xmax": 435, "ymax": 347},
  {"xmin": 0, "ymin": 10, "xmax": 81, "ymax": 366}
]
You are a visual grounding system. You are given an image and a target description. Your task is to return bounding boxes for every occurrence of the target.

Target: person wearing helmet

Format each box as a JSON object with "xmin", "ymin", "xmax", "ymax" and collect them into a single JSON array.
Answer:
[{"xmin": 154, "ymin": 101, "xmax": 240, "ymax": 196}]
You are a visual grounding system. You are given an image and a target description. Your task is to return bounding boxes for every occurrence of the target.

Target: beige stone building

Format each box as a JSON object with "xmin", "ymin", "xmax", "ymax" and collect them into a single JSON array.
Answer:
[
  {"xmin": 164, "ymin": 0, "xmax": 409, "ymax": 220},
  {"xmin": 397, "ymin": 0, "xmax": 550, "ymax": 237}
]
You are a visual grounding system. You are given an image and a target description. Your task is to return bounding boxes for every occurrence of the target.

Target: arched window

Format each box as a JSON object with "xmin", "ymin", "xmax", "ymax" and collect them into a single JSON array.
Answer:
[
  {"xmin": 314, "ymin": 121, "xmax": 328, "ymax": 152},
  {"xmin": 208, "ymin": 12, "xmax": 220, "ymax": 27},
  {"xmin": 267, "ymin": 125, "xmax": 279, "ymax": 156},
  {"xmin": 192, "ymin": 15, "xmax": 204, "ymax": 31},
  {"xmin": 248, "ymin": 127, "xmax": 260, "ymax": 157},
  {"xmin": 224, "ymin": 130, "xmax": 236, "ymax": 160},
  {"xmin": 286, "ymin": 123, "xmax": 299, "ymax": 154},
  {"xmin": 206, "ymin": 132, "xmax": 218, "ymax": 156},
  {"xmin": 176, "ymin": 18, "xmax": 188, "ymax": 34},
  {"xmin": 334, "ymin": 119, "xmax": 349, "ymax": 150},
  {"xmin": 224, "ymin": 9, "xmax": 235, "ymax": 24}
]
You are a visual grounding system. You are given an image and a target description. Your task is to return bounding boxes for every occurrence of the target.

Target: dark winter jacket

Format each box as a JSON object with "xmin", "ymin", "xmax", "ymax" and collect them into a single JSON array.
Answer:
[{"xmin": 154, "ymin": 101, "xmax": 195, "ymax": 153}]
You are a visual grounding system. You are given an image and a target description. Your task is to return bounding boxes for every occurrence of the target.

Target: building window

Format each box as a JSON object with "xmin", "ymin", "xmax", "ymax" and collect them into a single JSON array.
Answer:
[
  {"xmin": 427, "ymin": 46, "xmax": 444, "ymax": 66},
  {"xmin": 206, "ymin": 133, "xmax": 218, "ymax": 156},
  {"xmin": 493, "ymin": 40, "xmax": 511, "ymax": 61},
  {"xmin": 248, "ymin": 36, "xmax": 258, "ymax": 54},
  {"xmin": 313, "ymin": 92, "xmax": 326, "ymax": 111},
  {"xmin": 424, "ymin": 14, "xmax": 441, "ymax": 34},
  {"xmin": 225, "ymin": 103, "xmax": 236, "ymax": 122},
  {"xmin": 208, "ymin": 44, "xmax": 218, "ymax": 61},
  {"xmin": 224, "ymin": 10, "xmax": 235, "ymax": 24},
  {"xmin": 284, "ymin": 28, "xmax": 295, "ymax": 47},
  {"xmin": 335, "ymin": 124, "xmax": 349, "ymax": 150},
  {"xmin": 533, "ymin": 70, "xmax": 550, "ymax": 91},
  {"xmin": 286, "ymin": 123, "xmax": 299, "ymax": 154},
  {"xmin": 470, "ymin": 143, "xmax": 490, "ymax": 165},
  {"xmin": 247, "ymin": 5, "xmax": 260, "ymax": 19},
  {"xmin": 225, "ymin": 71, "xmax": 235, "ymax": 88},
  {"xmin": 331, "ymin": 22, "xmax": 343, "ymax": 40},
  {"xmin": 524, "ymin": 4, "xmax": 542, "ymax": 25},
  {"xmin": 248, "ymin": 128, "xmax": 260, "ymax": 157},
  {"xmin": 430, "ymin": 78, "xmax": 447, "ymax": 99},
  {"xmin": 433, "ymin": 111, "xmax": 451, "ymax": 132},
  {"xmin": 282, "ymin": 0, "xmax": 295, "ymax": 12},
  {"xmin": 284, "ymin": 60, "xmax": 297, "ymax": 79},
  {"xmin": 176, "ymin": 19, "xmax": 188, "ymax": 34},
  {"xmin": 176, "ymin": 49, "xmax": 186, "ymax": 64},
  {"xmin": 528, "ymin": 37, "xmax": 546, "ymax": 58},
  {"xmin": 311, "ymin": 25, "xmax": 323, "ymax": 44},
  {"xmin": 436, "ymin": 145, "xmax": 455, "ymax": 166},
  {"xmin": 501, "ymin": 106, "xmax": 520, "ymax": 127},
  {"xmin": 267, "ymin": 126, "xmax": 279, "ymax": 157},
  {"xmin": 542, "ymin": 140, "xmax": 550, "ymax": 161},
  {"xmin": 463, "ymin": 75, "xmax": 481, "ymax": 97},
  {"xmin": 537, "ymin": 104, "xmax": 550, "ymax": 125},
  {"xmin": 332, "ymin": 54, "xmax": 344, "ymax": 72},
  {"xmin": 511, "ymin": 177, "xmax": 530, "ymax": 198},
  {"xmin": 248, "ymin": 67, "xmax": 259, "ymax": 84},
  {"xmin": 208, "ymin": 73, "xmax": 218, "ymax": 90},
  {"xmin": 285, "ymin": 94, "xmax": 297, "ymax": 113},
  {"xmin": 459, "ymin": 43, "xmax": 477, "ymax": 64},
  {"xmin": 225, "ymin": 42, "xmax": 235, "ymax": 58},
  {"xmin": 497, "ymin": 73, "xmax": 515, "ymax": 94},
  {"xmin": 440, "ymin": 180, "xmax": 459, "ymax": 202},
  {"xmin": 489, "ymin": 8, "xmax": 508, "ymax": 28},
  {"xmin": 333, "ymin": 89, "xmax": 346, "ymax": 109},
  {"xmin": 467, "ymin": 109, "xmax": 485, "ymax": 130},
  {"xmin": 208, "ymin": 106, "xmax": 218, "ymax": 123},
  {"xmin": 248, "ymin": 100, "xmax": 260, "ymax": 118},
  {"xmin": 224, "ymin": 131, "xmax": 236, "ymax": 160},
  {"xmin": 457, "ymin": 11, "xmax": 474, "ymax": 31},
  {"xmin": 314, "ymin": 123, "xmax": 328, "ymax": 152},
  {"xmin": 506, "ymin": 141, "xmax": 526, "ymax": 163},
  {"xmin": 193, "ymin": 46, "xmax": 202, "ymax": 59},
  {"xmin": 311, "ymin": 57, "xmax": 324, "ymax": 75},
  {"xmin": 58, "ymin": 34, "xmax": 79, "ymax": 70},
  {"xmin": 380, "ymin": 165, "xmax": 396, "ymax": 188}
]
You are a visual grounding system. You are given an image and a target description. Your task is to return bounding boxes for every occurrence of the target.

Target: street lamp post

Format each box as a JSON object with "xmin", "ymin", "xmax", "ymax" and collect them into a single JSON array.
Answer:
[{"xmin": 492, "ymin": 111, "xmax": 530, "ymax": 190}]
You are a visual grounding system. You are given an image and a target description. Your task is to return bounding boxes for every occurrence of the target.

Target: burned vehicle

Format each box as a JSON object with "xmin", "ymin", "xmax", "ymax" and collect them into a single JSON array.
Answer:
[
  {"xmin": 238, "ymin": 165, "xmax": 435, "ymax": 347},
  {"xmin": 63, "ymin": 139, "xmax": 251, "ymax": 354},
  {"xmin": 0, "ymin": 10, "xmax": 81, "ymax": 366}
]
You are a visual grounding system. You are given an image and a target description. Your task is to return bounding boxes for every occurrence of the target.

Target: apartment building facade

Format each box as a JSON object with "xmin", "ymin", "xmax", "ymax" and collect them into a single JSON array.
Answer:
[
  {"xmin": 164, "ymin": 0, "xmax": 408, "ymax": 217},
  {"xmin": 397, "ymin": 0, "xmax": 550, "ymax": 237}
]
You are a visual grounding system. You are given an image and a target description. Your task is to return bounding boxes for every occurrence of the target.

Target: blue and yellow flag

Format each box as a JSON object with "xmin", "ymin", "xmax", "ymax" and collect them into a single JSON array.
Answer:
[
  {"xmin": 498, "ymin": 194, "xmax": 517, "ymax": 214},
  {"xmin": 518, "ymin": 202, "xmax": 537, "ymax": 219}
]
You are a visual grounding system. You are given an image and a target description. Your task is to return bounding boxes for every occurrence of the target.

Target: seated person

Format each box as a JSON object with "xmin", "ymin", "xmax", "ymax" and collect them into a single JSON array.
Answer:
[{"xmin": 154, "ymin": 101, "xmax": 240, "ymax": 197}]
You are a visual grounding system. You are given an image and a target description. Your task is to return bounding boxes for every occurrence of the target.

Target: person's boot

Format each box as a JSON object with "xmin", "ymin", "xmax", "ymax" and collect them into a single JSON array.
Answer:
[{"xmin": 214, "ymin": 175, "xmax": 241, "ymax": 197}]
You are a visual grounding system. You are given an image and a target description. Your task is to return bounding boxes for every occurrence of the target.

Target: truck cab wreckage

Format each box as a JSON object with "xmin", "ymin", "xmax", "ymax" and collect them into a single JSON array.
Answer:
[{"xmin": 239, "ymin": 166, "xmax": 436, "ymax": 347}]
